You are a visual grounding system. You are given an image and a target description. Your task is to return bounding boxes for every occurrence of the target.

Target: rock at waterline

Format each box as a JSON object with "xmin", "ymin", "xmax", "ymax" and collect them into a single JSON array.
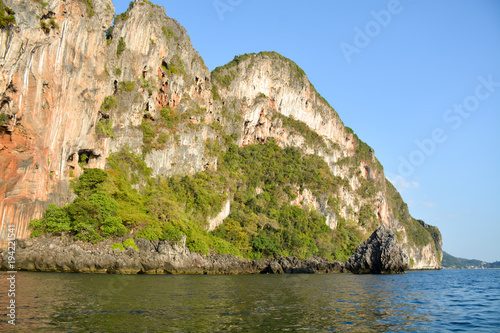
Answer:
[
  {"xmin": 346, "ymin": 226, "xmax": 410, "ymax": 274},
  {"xmin": 0, "ymin": 235, "xmax": 346, "ymax": 274}
]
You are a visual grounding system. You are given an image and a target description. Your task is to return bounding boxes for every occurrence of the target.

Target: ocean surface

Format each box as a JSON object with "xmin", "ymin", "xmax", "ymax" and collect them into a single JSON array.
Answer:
[{"xmin": 0, "ymin": 269, "xmax": 499, "ymax": 332}]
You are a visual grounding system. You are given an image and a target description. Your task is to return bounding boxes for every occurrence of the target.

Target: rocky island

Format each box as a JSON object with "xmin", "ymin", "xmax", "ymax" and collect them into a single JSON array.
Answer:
[{"xmin": 0, "ymin": 0, "xmax": 442, "ymax": 274}]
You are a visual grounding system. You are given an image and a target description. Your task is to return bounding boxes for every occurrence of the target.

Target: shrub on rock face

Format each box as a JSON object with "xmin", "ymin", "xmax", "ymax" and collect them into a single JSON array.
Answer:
[
  {"xmin": 29, "ymin": 205, "xmax": 71, "ymax": 237},
  {"xmin": 111, "ymin": 243, "xmax": 125, "ymax": 252},
  {"xmin": 123, "ymin": 238, "xmax": 139, "ymax": 251},
  {"xmin": 29, "ymin": 169, "xmax": 128, "ymax": 243},
  {"xmin": 346, "ymin": 226, "xmax": 410, "ymax": 274},
  {"xmin": 0, "ymin": 2, "xmax": 16, "ymax": 28}
]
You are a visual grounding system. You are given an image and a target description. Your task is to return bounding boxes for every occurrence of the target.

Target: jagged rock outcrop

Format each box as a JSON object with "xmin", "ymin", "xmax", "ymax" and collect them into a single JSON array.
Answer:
[
  {"xmin": 346, "ymin": 226, "xmax": 410, "ymax": 274},
  {"xmin": 0, "ymin": 0, "xmax": 442, "ymax": 269},
  {"xmin": 0, "ymin": 235, "xmax": 345, "ymax": 274}
]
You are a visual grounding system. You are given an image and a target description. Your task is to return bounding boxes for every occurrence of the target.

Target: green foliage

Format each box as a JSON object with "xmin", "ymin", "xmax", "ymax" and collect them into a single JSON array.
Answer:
[
  {"xmin": 162, "ymin": 26, "xmax": 175, "ymax": 39},
  {"xmin": 101, "ymin": 96, "xmax": 118, "ymax": 111},
  {"xmin": 40, "ymin": 20, "xmax": 50, "ymax": 33},
  {"xmin": 78, "ymin": 154, "xmax": 88, "ymax": 169},
  {"xmin": 114, "ymin": 67, "xmax": 122, "ymax": 76},
  {"xmin": 358, "ymin": 204, "xmax": 377, "ymax": 232},
  {"xmin": 117, "ymin": 37, "xmax": 126, "ymax": 56},
  {"xmin": 123, "ymin": 238, "xmax": 139, "ymax": 251},
  {"xmin": 213, "ymin": 70, "xmax": 237, "ymax": 88},
  {"xmin": 114, "ymin": 13, "xmax": 129, "ymax": 22},
  {"xmin": 220, "ymin": 138, "xmax": 343, "ymax": 198},
  {"xmin": 30, "ymin": 141, "xmax": 364, "ymax": 260},
  {"xmin": 405, "ymin": 218, "xmax": 432, "ymax": 247},
  {"xmin": 106, "ymin": 147, "xmax": 152, "ymax": 184},
  {"xmin": 32, "ymin": 0, "xmax": 48, "ymax": 9},
  {"xmin": 212, "ymin": 52, "xmax": 306, "ymax": 90},
  {"xmin": 0, "ymin": 112, "xmax": 9, "ymax": 126},
  {"xmin": 162, "ymin": 224, "xmax": 183, "ymax": 242},
  {"xmin": 209, "ymin": 139, "xmax": 352, "ymax": 259},
  {"xmin": 71, "ymin": 168, "xmax": 108, "ymax": 197},
  {"xmin": 357, "ymin": 177, "xmax": 376, "ymax": 199},
  {"xmin": 211, "ymin": 85, "xmax": 221, "ymax": 101},
  {"xmin": 140, "ymin": 104, "xmax": 197, "ymax": 154},
  {"xmin": 49, "ymin": 18, "xmax": 58, "ymax": 29},
  {"xmin": 385, "ymin": 179, "xmax": 432, "ymax": 247},
  {"xmin": 141, "ymin": 78, "xmax": 156, "ymax": 95},
  {"xmin": 425, "ymin": 223, "xmax": 442, "ymax": 257},
  {"xmin": 135, "ymin": 220, "xmax": 162, "ymax": 241},
  {"xmin": 111, "ymin": 243, "xmax": 125, "ymax": 251},
  {"xmin": 164, "ymin": 55, "xmax": 185, "ymax": 76},
  {"xmin": 140, "ymin": 119, "xmax": 156, "ymax": 153},
  {"xmin": 354, "ymin": 135, "xmax": 374, "ymax": 163},
  {"xmin": 385, "ymin": 179, "xmax": 411, "ymax": 223},
  {"xmin": 212, "ymin": 218, "xmax": 249, "ymax": 250},
  {"xmin": 105, "ymin": 26, "xmax": 113, "ymax": 40},
  {"xmin": 273, "ymin": 113, "xmax": 326, "ymax": 149},
  {"xmin": 78, "ymin": 0, "xmax": 95, "ymax": 17},
  {"xmin": 331, "ymin": 217, "xmax": 362, "ymax": 261},
  {"xmin": 219, "ymin": 53, "xmax": 255, "ymax": 70},
  {"xmin": 29, "ymin": 169, "xmax": 128, "ymax": 243},
  {"xmin": 29, "ymin": 205, "xmax": 71, "ymax": 237},
  {"xmin": 119, "ymin": 81, "xmax": 135, "ymax": 91},
  {"xmin": 344, "ymin": 126, "xmax": 384, "ymax": 175},
  {"xmin": 100, "ymin": 214, "xmax": 127, "ymax": 237},
  {"xmin": 159, "ymin": 106, "xmax": 180, "ymax": 129},
  {"xmin": 96, "ymin": 118, "xmax": 115, "ymax": 138}
]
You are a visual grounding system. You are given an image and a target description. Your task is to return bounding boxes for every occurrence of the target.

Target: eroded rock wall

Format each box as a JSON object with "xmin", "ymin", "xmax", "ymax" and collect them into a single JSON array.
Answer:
[{"xmin": 0, "ymin": 0, "xmax": 115, "ymax": 245}]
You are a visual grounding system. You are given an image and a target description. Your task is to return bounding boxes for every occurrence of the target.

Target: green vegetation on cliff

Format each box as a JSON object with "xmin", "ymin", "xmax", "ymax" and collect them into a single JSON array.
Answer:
[
  {"xmin": 117, "ymin": 37, "xmax": 126, "ymax": 56},
  {"xmin": 95, "ymin": 118, "xmax": 115, "ymax": 138},
  {"xmin": 0, "ymin": 112, "xmax": 9, "ymax": 126},
  {"xmin": 211, "ymin": 52, "xmax": 306, "ymax": 91},
  {"xmin": 385, "ymin": 179, "xmax": 441, "ymax": 255},
  {"xmin": 30, "ymin": 139, "xmax": 362, "ymax": 260},
  {"xmin": 30, "ymin": 169, "xmax": 128, "ymax": 242},
  {"xmin": 272, "ymin": 113, "xmax": 328, "ymax": 150},
  {"xmin": 76, "ymin": 0, "xmax": 95, "ymax": 17},
  {"xmin": 0, "ymin": 1, "xmax": 15, "ymax": 28}
]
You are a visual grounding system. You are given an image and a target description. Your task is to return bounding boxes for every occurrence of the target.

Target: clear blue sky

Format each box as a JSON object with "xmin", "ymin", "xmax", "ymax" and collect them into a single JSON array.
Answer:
[{"xmin": 113, "ymin": 0, "xmax": 500, "ymax": 262}]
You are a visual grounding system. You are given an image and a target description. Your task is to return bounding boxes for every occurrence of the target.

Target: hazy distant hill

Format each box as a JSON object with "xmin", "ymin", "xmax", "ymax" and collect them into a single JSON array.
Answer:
[
  {"xmin": 442, "ymin": 251, "xmax": 500, "ymax": 269},
  {"xmin": 485, "ymin": 261, "xmax": 500, "ymax": 269}
]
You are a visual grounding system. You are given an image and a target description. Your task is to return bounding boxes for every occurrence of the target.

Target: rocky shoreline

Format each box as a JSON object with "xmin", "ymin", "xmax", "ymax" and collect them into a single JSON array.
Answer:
[
  {"xmin": 0, "ymin": 226, "xmax": 413, "ymax": 275},
  {"xmin": 0, "ymin": 235, "xmax": 345, "ymax": 274}
]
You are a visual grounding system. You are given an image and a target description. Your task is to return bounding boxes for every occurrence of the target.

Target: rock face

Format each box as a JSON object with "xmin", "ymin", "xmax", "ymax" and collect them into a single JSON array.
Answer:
[
  {"xmin": 0, "ymin": 235, "xmax": 345, "ymax": 274},
  {"xmin": 346, "ymin": 226, "xmax": 410, "ymax": 274},
  {"xmin": 0, "ymin": 0, "xmax": 442, "ymax": 269}
]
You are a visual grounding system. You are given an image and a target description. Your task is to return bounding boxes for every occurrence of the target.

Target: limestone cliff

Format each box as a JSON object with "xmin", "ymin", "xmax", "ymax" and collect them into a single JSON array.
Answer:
[
  {"xmin": 0, "ymin": 0, "xmax": 441, "ymax": 268},
  {"xmin": 210, "ymin": 52, "xmax": 442, "ymax": 269}
]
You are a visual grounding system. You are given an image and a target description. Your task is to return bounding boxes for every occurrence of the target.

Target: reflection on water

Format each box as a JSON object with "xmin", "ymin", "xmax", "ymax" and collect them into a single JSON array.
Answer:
[{"xmin": 0, "ymin": 270, "xmax": 499, "ymax": 332}]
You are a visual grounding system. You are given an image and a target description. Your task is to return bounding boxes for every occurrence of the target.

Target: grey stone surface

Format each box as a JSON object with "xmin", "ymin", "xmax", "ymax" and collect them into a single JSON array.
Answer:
[
  {"xmin": 346, "ymin": 226, "xmax": 410, "ymax": 274},
  {"xmin": 1, "ymin": 235, "xmax": 346, "ymax": 275}
]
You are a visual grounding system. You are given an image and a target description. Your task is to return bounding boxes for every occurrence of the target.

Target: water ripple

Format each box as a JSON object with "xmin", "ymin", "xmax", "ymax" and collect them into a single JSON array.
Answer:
[{"xmin": 0, "ymin": 270, "xmax": 499, "ymax": 331}]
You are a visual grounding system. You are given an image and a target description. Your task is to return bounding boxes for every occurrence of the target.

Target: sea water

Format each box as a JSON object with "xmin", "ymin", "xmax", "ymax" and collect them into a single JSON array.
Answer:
[{"xmin": 0, "ymin": 269, "xmax": 499, "ymax": 332}]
